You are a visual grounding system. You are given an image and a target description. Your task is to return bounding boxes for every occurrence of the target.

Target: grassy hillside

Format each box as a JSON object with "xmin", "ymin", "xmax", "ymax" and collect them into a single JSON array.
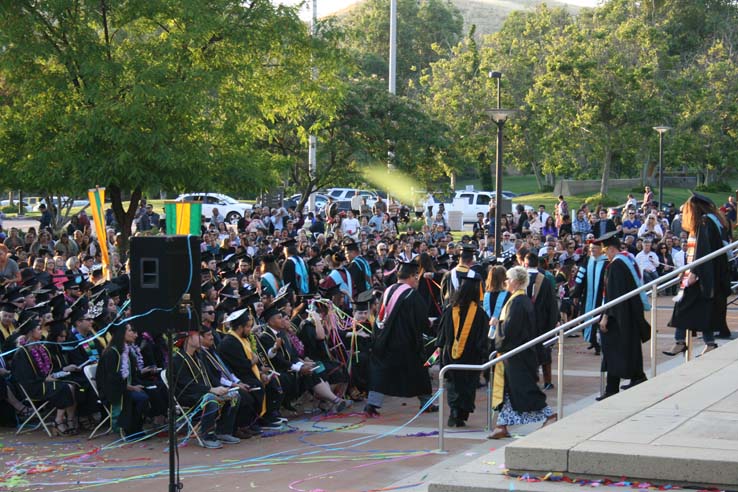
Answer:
[{"xmin": 332, "ymin": 0, "xmax": 586, "ymax": 36}]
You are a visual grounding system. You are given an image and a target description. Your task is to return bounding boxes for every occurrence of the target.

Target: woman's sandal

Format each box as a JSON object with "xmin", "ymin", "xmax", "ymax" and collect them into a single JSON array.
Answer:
[
  {"xmin": 542, "ymin": 413, "xmax": 558, "ymax": 428},
  {"xmin": 66, "ymin": 418, "xmax": 80, "ymax": 435},
  {"xmin": 487, "ymin": 426, "xmax": 511, "ymax": 439},
  {"xmin": 51, "ymin": 419, "xmax": 70, "ymax": 436}
]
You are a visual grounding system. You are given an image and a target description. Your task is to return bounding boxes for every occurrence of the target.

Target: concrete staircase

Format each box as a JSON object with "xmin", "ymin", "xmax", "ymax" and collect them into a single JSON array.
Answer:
[{"xmin": 429, "ymin": 338, "xmax": 738, "ymax": 491}]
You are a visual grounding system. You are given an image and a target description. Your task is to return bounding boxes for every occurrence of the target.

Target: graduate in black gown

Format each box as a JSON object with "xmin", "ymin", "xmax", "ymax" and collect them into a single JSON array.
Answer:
[
  {"xmin": 365, "ymin": 260, "xmax": 434, "ymax": 416},
  {"xmin": 524, "ymin": 253, "xmax": 559, "ymax": 390},
  {"xmin": 667, "ymin": 192, "xmax": 732, "ymax": 355},
  {"xmin": 595, "ymin": 231, "xmax": 649, "ymax": 400},
  {"xmin": 170, "ymin": 328, "xmax": 241, "ymax": 449},
  {"xmin": 218, "ymin": 307, "xmax": 283, "ymax": 430},
  {"xmin": 12, "ymin": 318, "xmax": 78, "ymax": 435},
  {"xmin": 96, "ymin": 323, "xmax": 151, "ymax": 438},
  {"xmin": 199, "ymin": 314, "xmax": 261, "ymax": 438},
  {"xmin": 437, "ymin": 265, "xmax": 489, "ymax": 427},
  {"xmin": 342, "ymin": 290, "xmax": 375, "ymax": 399},
  {"xmin": 489, "ymin": 266, "xmax": 556, "ymax": 439},
  {"xmin": 257, "ymin": 298, "xmax": 351, "ymax": 414}
]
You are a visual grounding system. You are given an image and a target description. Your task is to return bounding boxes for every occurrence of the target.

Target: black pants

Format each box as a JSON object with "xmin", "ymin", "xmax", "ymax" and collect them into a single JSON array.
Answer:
[
  {"xmin": 605, "ymin": 372, "xmax": 646, "ymax": 395},
  {"xmin": 446, "ymin": 370, "xmax": 477, "ymax": 415}
]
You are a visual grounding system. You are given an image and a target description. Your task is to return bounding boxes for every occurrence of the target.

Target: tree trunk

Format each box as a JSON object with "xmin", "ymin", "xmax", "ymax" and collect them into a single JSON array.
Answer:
[
  {"xmin": 530, "ymin": 161, "xmax": 544, "ymax": 190},
  {"xmin": 449, "ymin": 171, "xmax": 456, "ymax": 191},
  {"xmin": 600, "ymin": 143, "xmax": 612, "ymax": 196},
  {"xmin": 109, "ymin": 184, "xmax": 142, "ymax": 254}
]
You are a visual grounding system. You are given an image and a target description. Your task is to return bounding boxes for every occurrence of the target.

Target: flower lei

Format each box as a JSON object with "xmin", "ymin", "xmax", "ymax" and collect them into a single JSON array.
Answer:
[
  {"xmin": 121, "ymin": 343, "xmax": 146, "ymax": 380},
  {"xmin": 20, "ymin": 338, "xmax": 52, "ymax": 377},
  {"xmin": 287, "ymin": 329, "xmax": 305, "ymax": 358}
]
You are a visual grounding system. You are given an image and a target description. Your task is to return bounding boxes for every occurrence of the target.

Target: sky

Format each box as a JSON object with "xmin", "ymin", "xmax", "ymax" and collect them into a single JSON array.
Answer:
[{"xmin": 277, "ymin": 0, "xmax": 605, "ymax": 21}]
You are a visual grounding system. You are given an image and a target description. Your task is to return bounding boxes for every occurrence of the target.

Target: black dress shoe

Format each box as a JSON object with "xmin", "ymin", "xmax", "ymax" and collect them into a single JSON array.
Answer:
[
  {"xmin": 447, "ymin": 416, "xmax": 457, "ymax": 427},
  {"xmin": 621, "ymin": 377, "xmax": 647, "ymax": 390},
  {"xmin": 595, "ymin": 392, "xmax": 616, "ymax": 401},
  {"xmin": 422, "ymin": 404, "xmax": 439, "ymax": 413}
]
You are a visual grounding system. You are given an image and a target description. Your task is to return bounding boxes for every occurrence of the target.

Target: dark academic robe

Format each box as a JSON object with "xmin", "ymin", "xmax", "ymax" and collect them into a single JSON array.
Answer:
[
  {"xmin": 218, "ymin": 333, "xmax": 281, "ymax": 416},
  {"xmin": 298, "ymin": 319, "xmax": 349, "ymax": 385},
  {"xmin": 282, "ymin": 255, "xmax": 309, "ymax": 296},
  {"xmin": 437, "ymin": 301, "xmax": 489, "ymax": 413},
  {"xmin": 572, "ymin": 255, "xmax": 607, "ymax": 344},
  {"xmin": 200, "ymin": 347, "xmax": 258, "ymax": 427},
  {"xmin": 669, "ymin": 216, "xmax": 731, "ymax": 333},
  {"xmin": 257, "ymin": 328, "xmax": 317, "ymax": 403},
  {"xmin": 97, "ymin": 346, "xmax": 147, "ymax": 435},
  {"xmin": 369, "ymin": 283, "xmax": 432, "ymax": 397},
  {"xmin": 527, "ymin": 269, "xmax": 558, "ymax": 365},
  {"xmin": 11, "ymin": 345, "xmax": 74, "ymax": 409},
  {"xmin": 171, "ymin": 350, "xmax": 212, "ymax": 408},
  {"xmin": 347, "ymin": 256, "xmax": 372, "ymax": 300},
  {"xmin": 495, "ymin": 295, "xmax": 547, "ymax": 412},
  {"xmin": 417, "ymin": 273, "xmax": 444, "ymax": 323},
  {"xmin": 341, "ymin": 321, "xmax": 372, "ymax": 393},
  {"xmin": 601, "ymin": 257, "xmax": 646, "ymax": 379}
]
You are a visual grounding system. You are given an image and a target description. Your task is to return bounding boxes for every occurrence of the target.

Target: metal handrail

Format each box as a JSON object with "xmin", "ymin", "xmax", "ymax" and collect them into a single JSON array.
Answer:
[{"xmin": 438, "ymin": 238, "xmax": 738, "ymax": 451}]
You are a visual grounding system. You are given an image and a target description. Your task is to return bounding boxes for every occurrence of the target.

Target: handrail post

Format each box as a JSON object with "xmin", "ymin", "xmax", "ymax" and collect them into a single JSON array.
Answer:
[
  {"xmin": 650, "ymin": 284, "xmax": 658, "ymax": 378},
  {"xmin": 486, "ymin": 377, "xmax": 492, "ymax": 432},
  {"xmin": 685, "ymin": 330, "xmax": 693, "ymax": 362},
  {"xmin": 599, "ymin": 370, "xmax": 606, "ymax": 397},
  {"xmin": 556, "ymin": 327, "xmax": 564, "ymax": 418},
  {"xmin": 438, "ymin": 371, "xmax": 445, "ymax": 452}
]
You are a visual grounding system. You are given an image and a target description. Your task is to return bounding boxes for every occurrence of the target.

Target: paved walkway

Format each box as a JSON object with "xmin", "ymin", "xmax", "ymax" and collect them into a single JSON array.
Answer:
[{"xmin": 1, "ymin": 298, "xmax": 735, "ymax": 492}]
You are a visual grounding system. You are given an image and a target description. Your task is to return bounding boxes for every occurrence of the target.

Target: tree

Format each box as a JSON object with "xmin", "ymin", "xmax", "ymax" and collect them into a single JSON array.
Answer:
[
  {"xmin": 0, "ymin": 0, "xmax": 344, "ymax": 243},
  {"xmin": 338, "ymin": 0, "xmax": 463, "ymax": 95}
]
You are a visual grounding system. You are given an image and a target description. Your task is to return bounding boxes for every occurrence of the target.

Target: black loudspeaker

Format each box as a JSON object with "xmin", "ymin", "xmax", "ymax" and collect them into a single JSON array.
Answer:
[{"xmin": 129, "ymin": 236, "xmax": 201, "ymax": 336}]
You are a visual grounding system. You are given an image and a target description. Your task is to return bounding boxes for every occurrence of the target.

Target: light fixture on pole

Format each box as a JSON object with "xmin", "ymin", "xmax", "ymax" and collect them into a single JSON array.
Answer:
[
  {"xmin": 653, "ymin": 126, "xmax": 671, "ymax": 212},
  {"xmin": 488, "ymin": 108, "xmax": 516, "ymax": 257}
]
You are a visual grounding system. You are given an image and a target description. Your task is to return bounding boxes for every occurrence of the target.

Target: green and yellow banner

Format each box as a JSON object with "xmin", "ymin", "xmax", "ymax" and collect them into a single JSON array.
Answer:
[
  {"xmin": 165, "ymin": 202, "xmax": 202, "ymax": 235},
  {"xmin": 87, "ymin": 187, "xmax": 110, "ymax": 279}
]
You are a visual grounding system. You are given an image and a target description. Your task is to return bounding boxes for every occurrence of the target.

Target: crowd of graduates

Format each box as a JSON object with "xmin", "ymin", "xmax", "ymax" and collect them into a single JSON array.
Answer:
[{"xmin": 0, "ymin": 189, "xmax": 733, "ymax": 448}]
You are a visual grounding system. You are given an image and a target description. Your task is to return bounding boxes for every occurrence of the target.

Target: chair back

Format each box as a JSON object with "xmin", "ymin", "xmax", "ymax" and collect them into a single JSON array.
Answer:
[{"xmin": 84, "ymin": 364, "xmax": 100, "ymax": 397}]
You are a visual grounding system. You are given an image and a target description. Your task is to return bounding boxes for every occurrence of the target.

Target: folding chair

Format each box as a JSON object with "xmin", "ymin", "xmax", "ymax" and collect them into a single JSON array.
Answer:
[
  {"xmin": 84, "ymin": 364, "xmax": 113, "ymax": 439},
  {"xmin": 15, "ymin": 383, "xmax": 55, "ymax": 437},
  {"xmin": 161, "ymin": 369, "xmax": 204, "ymax": 447}
]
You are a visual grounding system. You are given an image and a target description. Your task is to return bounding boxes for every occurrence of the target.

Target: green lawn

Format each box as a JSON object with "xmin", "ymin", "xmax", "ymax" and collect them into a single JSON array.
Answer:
[{"xmin": 457, "ymin": 175, "xmax": 738, "ymax": 212}]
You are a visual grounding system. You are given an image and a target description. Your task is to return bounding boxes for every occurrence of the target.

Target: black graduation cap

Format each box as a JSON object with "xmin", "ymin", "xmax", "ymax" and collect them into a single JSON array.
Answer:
[
  {"xmin": 592, "ymin": 230, "xmax": 621, "ymax": 248},
  {"xmin": 28, "ymin": 300, "xmax": 51, "ymax": 316},
  {"xmin": 307, "ymin": 255, "xmax": 322, "ymax": 267},
  {"xmin": 90, "ymin": 283, "xmax": 109, "ymax": 301},
  {"xmin": 690, "ymin": 190, "xmax": 716, "ymax": 207},
  {"xmin": 343, "ymin": 240, "xmax": 360, "ymax": 252},
  {"xmin": 224, "ymin": 307, "xmax": 250, "ymax": 327},
  {"xmin": 4, "ymin": 287, "xmax": 24, "ymax": 303},
  {"xmin": 49, "ymin": 294, "xmax": 67, "ymax": 320},
  {"xmin": 354, "ymin": 290, "xmax": 375, "ymax": 311},
  {"xmin": 20, "ymin": 268, "xmax": 37, "ymax": 286},
  {"xmin": 109, "ymin": 274, "xmax": 129, "ymax": 298},
  {"xmin": 0, "ymin": 301, "xmax": 17, "ymax": 313},
  {"xmin": 320, "ymin": 284, "xmax": 343, "ymax": 298},
  {"xmin": 242, "ymin": 290, "xmax": 260, "ymax": 307},
  {"xmin": 201, "ymin": 251, "xmax": 215, "ymax": 263},
  {"xmin": 17, "ymin": 309, "xmax": 38, "ymax": 327},
  {"xmin": 397, "ymin": 259, "xmax": 419, "ymax": 277},
  {"xmin": 280, "ymin": 237, "xmax": 296, "ymax": 248},
  {"xmin": 460, "ymin": 243, "xmax": 477, "ymax": 259},
  {"xmin": 17, "ymin": 316, "xmax": 39, "ymax": 336},
  {"xmin": 70, "ymin": 308, "xmax": 92, "ymax": 325},
  {"xmin": 63, "ymin": 272, "xmax": 85, "ymax": 290}
]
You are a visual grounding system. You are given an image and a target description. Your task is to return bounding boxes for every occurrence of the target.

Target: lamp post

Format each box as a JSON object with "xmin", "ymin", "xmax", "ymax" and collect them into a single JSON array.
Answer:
[
  {"xmin": 653, "ymin": 126, "xmax": 671, "ymax": 211},
  {"xmin": 489, "ymin": 108, "xmax": 516, "ymax": 257},
  {"xmin": 487, "ymin": 71, "xmax": 514, "ymax": 257}
]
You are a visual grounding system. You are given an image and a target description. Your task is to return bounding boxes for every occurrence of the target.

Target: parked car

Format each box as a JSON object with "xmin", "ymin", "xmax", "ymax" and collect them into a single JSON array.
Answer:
[
  {"xmin": 325, "ymin": 188, "xmax": 378, "ymax": 207},
  {"xmin": 175, "ymin": 193, "xmax": 253, "ymax": 223},
  {"xmin": 428, "ymin": 190, "xmax": 533, "ymax": 223},
  {"xmin": 33, "ymin": 197, "xmax": 90, "ymax": 211},
  {"xmin": 285, "ymin": 193, "xmax": 329, "ymax": 213}
]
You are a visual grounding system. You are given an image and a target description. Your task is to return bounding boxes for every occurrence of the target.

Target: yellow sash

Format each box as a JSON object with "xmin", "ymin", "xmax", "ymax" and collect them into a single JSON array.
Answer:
[
  {"xmin": 491, "ymin": 290, "xmax": 525, "ymax": 409},
  {"xmin": 233, "ymin": 332, "xmax": 266, "ymax": 417},
  {"xmin": 451, "ymin": 302, "xmax": 478, "ymax": 360}
]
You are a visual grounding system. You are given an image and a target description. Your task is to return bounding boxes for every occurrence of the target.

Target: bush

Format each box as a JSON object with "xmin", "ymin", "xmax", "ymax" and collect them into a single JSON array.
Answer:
[
  {"xmin": 404, "ymin": 218, "xmax": 425, "ymax": 232},
  {"xmin": 1, "ymin": 206, "xmax": 17, "ymax": 214},
  {"xmin": 538, "ymin": 184, "xmax": 554, "ymax": 193},
  {"xmin": 582, "ymin": 193, "xmax": 619, "ymax": 209},
  {"xmin": 695, "ymin": 182, "xmax": 732, "ymax": 193}
]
